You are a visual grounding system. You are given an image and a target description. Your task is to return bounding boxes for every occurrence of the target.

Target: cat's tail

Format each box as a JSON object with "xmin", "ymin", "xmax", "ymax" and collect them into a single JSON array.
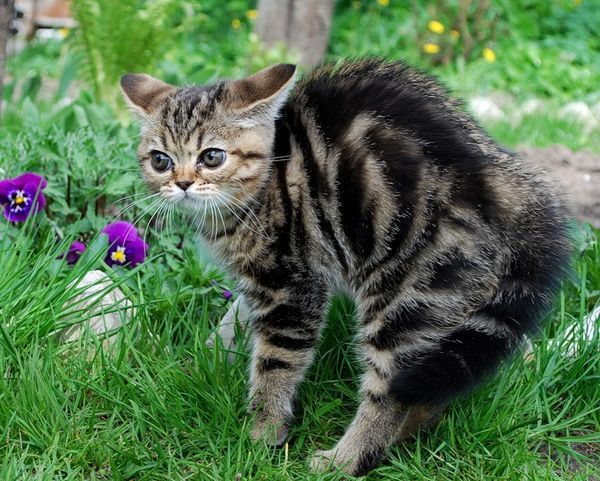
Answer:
[
  {"xmin": 388, "ymin": 320, "xmax": 516, "ymax": 406},
  {"xmin": 389, "ymin": 228, "xmax": 572, "ymax": 407}
]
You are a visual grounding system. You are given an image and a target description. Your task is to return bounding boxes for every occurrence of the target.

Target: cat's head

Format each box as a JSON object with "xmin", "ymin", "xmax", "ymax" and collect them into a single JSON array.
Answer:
[{"xmin": 120, "ymin": 64, "xmax": 296, "ymax": 212}]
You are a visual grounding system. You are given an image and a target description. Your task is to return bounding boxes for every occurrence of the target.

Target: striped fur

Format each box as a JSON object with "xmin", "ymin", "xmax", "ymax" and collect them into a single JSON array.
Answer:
[{"xmin": 122, "ymin": 59, "xmax": 572, "ymax": 476}]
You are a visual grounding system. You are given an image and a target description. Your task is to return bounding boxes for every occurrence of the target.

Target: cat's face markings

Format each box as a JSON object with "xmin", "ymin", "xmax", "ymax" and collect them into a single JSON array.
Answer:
[
  {"xmin": 121, "ymin": 64, "xmax": 296, "ymax": 214},
  {"xmin": 140, "ymin": 126, "xmax": 270, "ymax": 211}
]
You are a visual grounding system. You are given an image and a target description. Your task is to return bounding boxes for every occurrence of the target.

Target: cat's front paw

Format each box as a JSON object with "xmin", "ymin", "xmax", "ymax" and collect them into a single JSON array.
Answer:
[
  {"xmin": 309, "ymin": 449, "xmax": 337, "ymax": 473},
  {"xmin": 250, "ymin": 415, "xmax": 289, "ymax": 447},
  {"xmin": 309, "ymin": 448, "xmax": 364, "ymax": 476}
]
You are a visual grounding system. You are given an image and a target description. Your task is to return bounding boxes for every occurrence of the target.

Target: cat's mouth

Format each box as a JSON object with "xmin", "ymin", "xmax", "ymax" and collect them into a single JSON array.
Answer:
[
  {"xmin": 177, "ymin": 189, "xmax": 233, "ymax": 211},
  {"xmin": 158, "ymin": 183, "xmax": 242, "ymax": 214}
]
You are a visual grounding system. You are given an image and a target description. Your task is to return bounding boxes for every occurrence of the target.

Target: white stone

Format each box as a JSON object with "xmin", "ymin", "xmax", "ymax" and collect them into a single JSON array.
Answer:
[
  {"xmin": 469, "ymin": 96, "xmax": 505, "ymax": 122},
  {"xmin": 519, "ymin": 98, "xmax": 544, "ymax": 117},
  {"xmin": 559, "ymin": 101, "xmax": 598, "ymax": 128},
  {"xmin": 547, "ymin": 303, "xmax": 599, "ymax": 357},
  {"xmin": 525, "ymin": 303, "xmax": 599, "ymax": 360},
  {"xmin": 590, "ymin": 101, "xmax": 600, "ymax": 123},
  {"xmin": 206, "ymin": 296, "xmax": 251, "ymax": 363},
  {"xmin": 59, "ymin": 270, "xmax": 134, "ymax": 347}
]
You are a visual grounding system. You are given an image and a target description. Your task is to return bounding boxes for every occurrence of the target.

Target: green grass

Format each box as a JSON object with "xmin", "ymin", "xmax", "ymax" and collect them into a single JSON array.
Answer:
[{"xmin": 0, "ymin": 212, "xmax": 599, "ymax": 480}]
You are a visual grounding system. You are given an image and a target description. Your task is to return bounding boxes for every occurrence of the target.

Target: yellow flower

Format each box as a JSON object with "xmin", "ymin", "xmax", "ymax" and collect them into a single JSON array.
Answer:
[
  {"xmin": 483, "ymin": 47, "xmax": 496, "ymax": 63},
  {"xmin": 246, "ymin": 9, "xmax": 257, "ymax": 20},
  {"xmin": 231, "ymin": 18, "xmax": 241, "ymax": 29},
  {"xmin": 58, "ymin": 27, "xmax": 70, "ymax": 38},
  {"xmin": 377, "ymin": 0, "xmax": 390, "ymax": 6},
  {"xmin": 423, "ymin": 43, "xmax": 440, "ymax": 54},
  {"xmin": 428, "ymin": 20, "xmax": 445, "ymax": 34},
  {"xmin": 111, "ymin": 246, "xmax": 127, "ymax": 264},
  {"xmin": 450, "ymin": 29, "xmax": 460, "ymax": 39}
]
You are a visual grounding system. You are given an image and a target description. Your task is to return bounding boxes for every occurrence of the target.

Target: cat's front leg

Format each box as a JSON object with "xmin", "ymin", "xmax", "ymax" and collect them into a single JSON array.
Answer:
[{"xmin": 247, "ymin": 290, "xmax": 327, "ymax": 446}]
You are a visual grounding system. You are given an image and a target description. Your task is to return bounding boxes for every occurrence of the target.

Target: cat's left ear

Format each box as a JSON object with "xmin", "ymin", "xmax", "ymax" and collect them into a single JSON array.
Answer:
[
  {"xmin": 120, "ymin": 74, "xmax": 176, "ymax": 116},
  {"xmin": 225, "ymin": 64, "xmax": 296, "ymax": 123}
]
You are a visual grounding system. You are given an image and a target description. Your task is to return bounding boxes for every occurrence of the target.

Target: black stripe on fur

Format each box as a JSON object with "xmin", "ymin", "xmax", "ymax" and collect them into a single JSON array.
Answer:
[
  {"xmin": 354, "ymin": 446, "xmax": 386, "ymax": 477},
  {"xmin": 253, "ymin": 304, "xmax": 303, "ymax": 330},
  {"xmin": 389, "ymin": 327, "xmax": 511, "ymax": 405},
  {"xmin": 337, "ymin": 143, "xmax": 376, "ymax": 259},
  {"xmin": 366, "ymin": 301, "xmax": 433, "ymax": 350},
  {"xmin": 257, "ymin": 357, "xmax": 291, "ymax": 373},
  {"xmin": 267, "ymin": 333, "xmax": 315, "ymax": 351}
]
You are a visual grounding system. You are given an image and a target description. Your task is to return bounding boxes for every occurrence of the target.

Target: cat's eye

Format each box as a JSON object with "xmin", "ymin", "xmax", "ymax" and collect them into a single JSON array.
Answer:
[
  {"xmin": 199, "ymin": 149, "xmax": 226, "ymax": 168},
  {"xmin": 150, "ymin": 151, "xmax": 173, "ymax": 172}
]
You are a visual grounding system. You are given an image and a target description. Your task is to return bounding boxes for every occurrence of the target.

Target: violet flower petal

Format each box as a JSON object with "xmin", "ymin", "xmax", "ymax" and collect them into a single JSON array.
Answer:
[
  {"xmin": 102, "ymin": 221, "xmax": 139, "ymax": 244},
  {"xmin": 23, "ymin": 182, "xmax": 47, "ymax": 211},
  {"xmin": 0, "ymin": 173, "xmax": 48, "ymax": 222},
  {"xmin": 4, "ymin": 202, "xmax": 32, "ymax": 222},
  {"xmin": 65, "ymin": 241, "xmax": 86, "ymax": 265},
  {"xmin": 0, "ymin": 179, "xmax": 17, "ymax": 202},
  {"xmin": 14, "ymin": 173, "xmax": 47, "ymax": 190},
  {"xmin": 102, "ymin": 221, "xmax": 148, "ymax": 267},
  {"xmin": 124, "ymin": 239, "xmax": 148, "ymax": 267}
]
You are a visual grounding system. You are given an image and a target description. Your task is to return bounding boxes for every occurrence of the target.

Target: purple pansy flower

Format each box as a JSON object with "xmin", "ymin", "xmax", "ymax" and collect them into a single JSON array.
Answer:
[
  {"xmin": 223, "ymin": 289, "xmax": 233, "ymax": 301},
  {"xmin": 65, "ymin": 240, "xmax": 86, "ymax": 265},
  {"xmin": 0, "ymin": 172, "xmax": 47, "ymax": 222},
  {"xmin": 101, "ymin": 221, "xmax": 148, "ymax": 268}
]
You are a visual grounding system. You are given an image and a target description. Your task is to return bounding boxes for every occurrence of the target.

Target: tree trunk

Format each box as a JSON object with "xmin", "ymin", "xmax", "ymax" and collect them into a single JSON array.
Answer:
[
  {"xmin": 0, "ymin": 0, "xmax": 13, "ymax": 119},
  {"xmin": 255, "ymin": 0, "xmax": 336, "ymax": 67}
]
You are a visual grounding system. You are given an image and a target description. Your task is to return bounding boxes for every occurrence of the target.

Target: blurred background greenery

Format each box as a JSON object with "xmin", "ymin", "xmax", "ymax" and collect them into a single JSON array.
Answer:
[
  {"xmin": 4, "ymin": 0, "xmax": 600, "ymax": 106},
  {"xmin": 2, "ymin": 0, "xmax": 598, "ymax": 232}
]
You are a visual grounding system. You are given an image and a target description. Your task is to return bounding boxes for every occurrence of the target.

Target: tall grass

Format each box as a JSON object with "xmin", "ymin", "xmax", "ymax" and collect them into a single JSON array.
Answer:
[{"xmin": 0, "ymin": 214, "xmax": 598, "ymax": 479}]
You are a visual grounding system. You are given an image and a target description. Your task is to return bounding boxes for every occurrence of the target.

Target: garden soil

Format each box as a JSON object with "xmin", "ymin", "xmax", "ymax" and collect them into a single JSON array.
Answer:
[{"xmin": 519, "ymin": 146, "xmax": 600, "ymax": 227}]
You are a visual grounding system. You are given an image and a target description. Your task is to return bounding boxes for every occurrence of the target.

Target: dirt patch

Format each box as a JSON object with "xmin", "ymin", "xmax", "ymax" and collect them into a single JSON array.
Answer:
[
  {"xmin": 519, "ymin": 146, "xmax": 600, "ymax": 227},
  {"xmin": 538, "ymin": 440, "xmax": 600, "ymax": 480}
]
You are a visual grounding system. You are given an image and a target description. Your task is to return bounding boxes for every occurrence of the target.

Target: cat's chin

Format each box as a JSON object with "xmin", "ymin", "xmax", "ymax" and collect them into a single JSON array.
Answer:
[
  {"xmin": 179, "ymin": 196, "xmax": 207, "ymax": 211},
  {"xmin": 177, "ymin": 195, "xmax": 227, "ymax": 213}
]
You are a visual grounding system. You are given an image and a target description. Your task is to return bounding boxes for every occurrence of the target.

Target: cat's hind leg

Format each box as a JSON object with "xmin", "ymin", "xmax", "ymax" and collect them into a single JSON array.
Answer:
[
  {"xmin": 308, "ymin": 369, "xmax": 445, "ymax": 475},
  {"xmin": 309, "ymin": 366, "xmax": 405, "ymax": 476},
  {"xmin": 310, "ymin": 299, "xmax": 447, "ymax": 475},
  {"xmin": 394, "ymin": 404, "xmax": 445, "ymax": 442}
]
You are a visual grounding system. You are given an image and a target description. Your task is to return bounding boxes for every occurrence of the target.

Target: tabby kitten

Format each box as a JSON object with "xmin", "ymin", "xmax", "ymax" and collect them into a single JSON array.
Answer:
[{"xmin": 121, "ymin": 59, "xmax": 571, "ymax": 476}]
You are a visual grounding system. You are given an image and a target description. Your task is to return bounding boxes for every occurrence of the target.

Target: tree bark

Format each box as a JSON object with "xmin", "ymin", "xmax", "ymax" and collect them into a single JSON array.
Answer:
[
  {"xmin": 255, "ymin": 0, "xmax": 336, "ymax": 67},
  {"xmin": 0, "ymin": 0, "xmax": 13, "ymax": 119}
]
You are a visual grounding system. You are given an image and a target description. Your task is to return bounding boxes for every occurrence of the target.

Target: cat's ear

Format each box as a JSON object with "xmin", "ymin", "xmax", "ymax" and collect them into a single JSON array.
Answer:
[
  {"xmin": 120, "ymin": 74, "xmax": 176, "ymax": 116},
  {"xmin": 225, "ymin": 64, "xmax": 296, "ymax": 123}
]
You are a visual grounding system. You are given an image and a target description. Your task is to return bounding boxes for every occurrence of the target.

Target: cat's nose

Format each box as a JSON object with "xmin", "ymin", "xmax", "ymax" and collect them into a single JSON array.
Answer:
[{"xmin": 176, "ymin": 180, "xmax": 193, "ymax": 191}]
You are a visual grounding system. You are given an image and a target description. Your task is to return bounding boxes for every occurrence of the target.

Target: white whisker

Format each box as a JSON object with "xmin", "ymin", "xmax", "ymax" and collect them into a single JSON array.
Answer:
[
  {"xmin": 105, "ymin": 193, "xmax": 162, "ymax": 226},
  {"xmin": 217, "ymin": 190, "xmax": 270, "ymax": 239},
  {"xmin": 215, "ymin": 191, "xmax": 271, "ymax": 241},
  {"xmin": 142, "ymin": 199, "xmax": 166, "ymax": 249}
]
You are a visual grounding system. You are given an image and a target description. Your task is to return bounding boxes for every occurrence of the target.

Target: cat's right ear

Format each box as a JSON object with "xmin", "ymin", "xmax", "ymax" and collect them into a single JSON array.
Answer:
[{"xmin": 120, "ymin": 74, "xmax": 175, "ymax": 116}]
